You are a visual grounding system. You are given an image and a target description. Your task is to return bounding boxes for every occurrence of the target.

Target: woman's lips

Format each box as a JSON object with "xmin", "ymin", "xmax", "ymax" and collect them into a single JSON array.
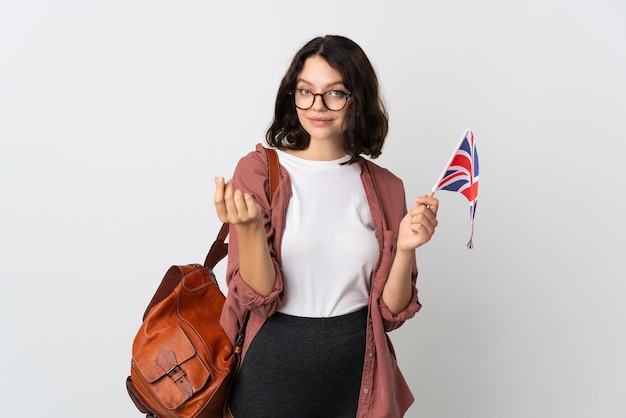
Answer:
[{"xmin": 309, "ymin": 117, "xmax": 333, "ymax": 126}]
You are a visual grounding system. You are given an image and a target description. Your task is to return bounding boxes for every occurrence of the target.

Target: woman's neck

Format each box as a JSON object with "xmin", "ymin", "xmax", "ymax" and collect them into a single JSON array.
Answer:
[{"xmin": 286, "ymin": 139, "xmax": 346, "ymax": 161}]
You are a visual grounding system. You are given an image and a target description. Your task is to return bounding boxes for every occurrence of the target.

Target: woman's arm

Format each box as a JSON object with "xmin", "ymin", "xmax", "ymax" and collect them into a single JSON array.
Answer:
[
  {"xmin": 214, "ymin": 176, "xmax": 276, "ymax": 296},
  {"xmin": 382, "ymin": 195, "xmax": 439, "ymax": 314}
]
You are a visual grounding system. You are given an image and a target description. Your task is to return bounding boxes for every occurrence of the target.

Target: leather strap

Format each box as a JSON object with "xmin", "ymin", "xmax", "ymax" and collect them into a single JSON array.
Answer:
[
  {"xmin": 204, "ymin": 223, "xmax": 229, "ymax": 270},
  {"xmin": 266, "ymin": 147, "xmax": 280, "ymax": 200},
  {"xmin": 156, "ymin": 349, "xmax": 194, "ymax": 398}
]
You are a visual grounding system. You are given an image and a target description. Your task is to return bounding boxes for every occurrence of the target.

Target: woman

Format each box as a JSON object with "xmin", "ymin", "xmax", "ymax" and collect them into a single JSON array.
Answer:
[{"xmin": 214, "ymin": 35, "xmax": 439, "ymax": 418}]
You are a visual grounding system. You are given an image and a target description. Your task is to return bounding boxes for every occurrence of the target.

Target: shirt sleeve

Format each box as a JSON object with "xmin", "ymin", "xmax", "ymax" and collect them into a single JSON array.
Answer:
[
  {"xmin": 223, "ymin": 146, "xmax": 285, "ymax": 319},
  {"xmin": 367, "ymin": 163, "xmax": 422, "ymax": 332},
  {"xmin": 379, "ymin": 269, "xmax": 422, "ymax": 332}
]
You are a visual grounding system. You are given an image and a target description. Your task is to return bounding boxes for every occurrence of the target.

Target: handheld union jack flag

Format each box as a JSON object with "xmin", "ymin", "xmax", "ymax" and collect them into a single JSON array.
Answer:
[{"xmin": 431, "ymin": 128, "xmax": 479, "ymax": 248}]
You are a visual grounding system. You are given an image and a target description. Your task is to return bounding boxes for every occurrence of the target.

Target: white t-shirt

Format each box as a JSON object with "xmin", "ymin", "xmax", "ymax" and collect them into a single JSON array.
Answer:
[{"xmin": 276, "ymin": 149, "xmax": 379, "ymax": 318}]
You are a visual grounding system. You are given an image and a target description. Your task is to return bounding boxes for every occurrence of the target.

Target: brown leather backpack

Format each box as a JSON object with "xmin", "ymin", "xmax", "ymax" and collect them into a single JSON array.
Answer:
[{"xmin": 126, "ymin": 148, "xmax": 279, "ymax": 418}]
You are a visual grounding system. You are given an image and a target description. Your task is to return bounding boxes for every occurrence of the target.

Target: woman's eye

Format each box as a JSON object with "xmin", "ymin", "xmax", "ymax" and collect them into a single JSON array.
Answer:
[
  {"xmin": 297, "ymin": 89, "xmax": 311, "ymax": 96},
  {"xmin": 329, "ymin": 90, "xmax": 346, "ymax": 98}
]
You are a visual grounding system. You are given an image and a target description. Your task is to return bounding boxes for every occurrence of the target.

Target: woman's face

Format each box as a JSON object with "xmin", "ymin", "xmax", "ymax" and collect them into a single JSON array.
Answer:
[{"xmin": 294, "ymin": 55, "xmax": 350, "ymax": 147}]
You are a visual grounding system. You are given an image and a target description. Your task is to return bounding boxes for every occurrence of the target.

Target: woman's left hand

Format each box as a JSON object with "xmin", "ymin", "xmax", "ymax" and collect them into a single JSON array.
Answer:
[{"xmin": 398, "ymin": 195, "xmax": 439, "ymax": 251}]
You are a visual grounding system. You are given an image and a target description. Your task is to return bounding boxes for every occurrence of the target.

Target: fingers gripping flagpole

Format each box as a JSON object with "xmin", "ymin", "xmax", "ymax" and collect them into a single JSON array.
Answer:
[{"xmin": 429, "ymin": 128, "xmax": 479, "ymax": 248}]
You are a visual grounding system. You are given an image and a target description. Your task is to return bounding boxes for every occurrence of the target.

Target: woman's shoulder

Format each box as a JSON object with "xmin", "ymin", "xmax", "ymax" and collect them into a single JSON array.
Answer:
[
  {"xmin": 234, "ymin": 143, "xmax": 271, "ymax": 173},
  {"xmin": 362, "ymin": 158, "xmax": 403, "ymax": 185},
  {"xmin": 361, "ymin": 159, "xmax": 408, "ymax": 220},
  {"xmin": 232, "ymin": 143, "xmax": 275, "ymax": 198}
]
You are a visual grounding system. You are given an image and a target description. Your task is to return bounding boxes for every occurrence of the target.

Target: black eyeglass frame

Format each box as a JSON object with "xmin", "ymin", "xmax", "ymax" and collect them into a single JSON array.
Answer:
[{"xmin": 288, "ymin": 89, "xmax": 352, "ymax": 111}]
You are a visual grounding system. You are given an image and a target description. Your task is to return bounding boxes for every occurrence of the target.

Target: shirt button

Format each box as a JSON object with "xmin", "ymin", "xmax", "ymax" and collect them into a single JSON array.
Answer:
[
  {"xmin": 363, "ymin": 388, "xmax": 370, "ymax": 394},
  {"xmin": 368, "ymin": 352, "xmax": 374, "ymax": 358}
]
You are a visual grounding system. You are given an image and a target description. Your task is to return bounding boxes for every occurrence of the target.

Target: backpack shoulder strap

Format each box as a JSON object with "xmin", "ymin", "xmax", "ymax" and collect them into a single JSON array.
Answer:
[{"xmin": 266, "ymin": 147, "xmax": 279, "ymax": 200}]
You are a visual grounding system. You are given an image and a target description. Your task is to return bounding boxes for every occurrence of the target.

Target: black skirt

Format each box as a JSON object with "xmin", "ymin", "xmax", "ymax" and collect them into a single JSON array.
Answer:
[{"xmin": 230, "ymin": 308, "xmax": 368, "ymax": 418}]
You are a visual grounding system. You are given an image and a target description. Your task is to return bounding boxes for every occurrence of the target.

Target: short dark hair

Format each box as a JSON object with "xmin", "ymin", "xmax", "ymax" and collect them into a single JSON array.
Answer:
[{"xmin": 266, "ymin": 35, "xmax": 389, "ymax": 164}]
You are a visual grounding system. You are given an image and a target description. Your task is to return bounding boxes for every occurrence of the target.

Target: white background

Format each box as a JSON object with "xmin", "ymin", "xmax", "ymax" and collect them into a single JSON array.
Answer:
[{"xmin": 1, "ymin": 1, "xmax": 625, "ymax": 417}]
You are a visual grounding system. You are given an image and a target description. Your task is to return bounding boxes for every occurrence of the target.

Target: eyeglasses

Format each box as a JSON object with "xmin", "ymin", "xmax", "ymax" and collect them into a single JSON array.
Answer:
[{"xmin": 289, "ymin": 88, "xmax": 352, "ymax": 111}]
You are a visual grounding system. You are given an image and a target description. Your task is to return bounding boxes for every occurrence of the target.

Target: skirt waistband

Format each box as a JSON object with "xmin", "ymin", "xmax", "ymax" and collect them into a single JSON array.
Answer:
[{"xmin": 269, "ymin": 307, "xmax": 368, "ymax": 335}]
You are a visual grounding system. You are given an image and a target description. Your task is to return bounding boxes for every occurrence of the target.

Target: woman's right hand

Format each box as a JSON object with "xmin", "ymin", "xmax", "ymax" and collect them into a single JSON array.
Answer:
[{"xmin": 214, "ymin": 176, "xmax": 262, "ymax": 226}]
